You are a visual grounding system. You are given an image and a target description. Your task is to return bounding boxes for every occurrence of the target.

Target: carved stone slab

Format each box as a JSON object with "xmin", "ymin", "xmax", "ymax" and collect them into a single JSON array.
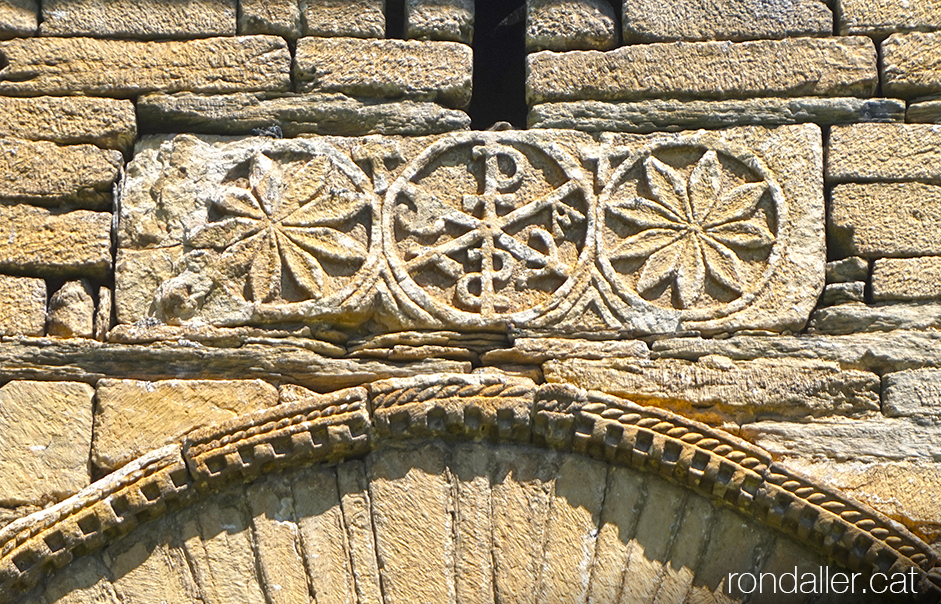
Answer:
[{"xmin": 116, "ymin": 127, "xmax": 823, "ymax": 336}]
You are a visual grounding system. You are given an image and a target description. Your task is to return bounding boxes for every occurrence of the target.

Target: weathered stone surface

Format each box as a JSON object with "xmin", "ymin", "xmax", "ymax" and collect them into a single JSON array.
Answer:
[
  {"xmin": 368, "ymin": 445, "xmax": 454, "ymax": 603},
  {"xmin": 0, "ymin": 381, "xmax": 94, "ymax": 505},
  {"xmin": 239, "ymin": 0, "xmax": 300, "ymax": 37},
  {"xmin": 526, "ymin": 0, "xmax": 617, "ymax": 51},
  {"xmin": 652, "ymin": 330, "xmax": 941, "ymax": 373},
  {"xmin": 337, "ymin": 461, "xmax": 383, "ymax": 604},
  {"xmin": 884, "ymin": 368, "xmax": 941, "ymax": 418},
  {"xmin": 0, "ymin": 206, "xmax": 111, "ymax": 278},
  {"xmin": 839, "ymin": 0, "xmax": 941, "ymax": 36},
  {"xmin": 741, "ymin": 416, "xmax": 941, "ymax": 461},
  {"xmin": 545, "ymin": 356, "xmax": 880, "ymax": 423},
  {"xmin": 137, "ymin": 92, "xmax": 470, "ymax": 136},
  {"xmin": 827, "ymin": 256, "xmax": 869, "ymax": 283},
  {"xmin": 451, "ymin": 445, "xmax": 493, "ymax": 603},
  {"xmin": 529, "ymin": 97, "xmax": 905, "ymax": 132},
  {"xmin": 482, "ymin": 338, "xmax": 648, "ymax": 364},
  {"xmin": 586, "ymin": 468, "xmax": 645, "ymax": 603},
  {"xmin": 0, "ymin": 276, "xmax": 45, "ymax": 337},
  {"xmin": 40, "ymin": 0, "xmax": 236, "ymax": 38},
  {"xmin": 623, "ymin": 0, "xmax": 832, "ymax": 42},
  {"xmin": 0, "ymin": 139, "xmax": 121, "ymax": 207},
  {"xmin": 94, "ymin": 286, "xmax": 111, "ymax": 341},
  {"xmin": 883, "ymin": 31, "xmax": 941, "ymax": 98},
  {"xmin": 92, "ymin": 378, "xmax": 278, "ymax": 471},
  {"xmin": 909, "ymin": 99, "xmax": 941, "ymax": 123},
  {"xmin": 808, "ymin": 302, "xmax": 941, "ymax": 335},
  {"xmin": 292, "ymin": 466, "xmax": 357, "ymax": 604},
  {"xmin": 0, "ymin": 0, "xmax": 35, "ymax": 38},
  {"xmin": 295, "ymin": 37, "xmax": 473, "ymax": 108},
  {"xmin": 303, "ymin": 0, "xmax": 384, "ymax": 38},
  {"xmin": 873, "ymin": 257, "xmax": 941, "ymax": 301},
  {"xmin": 0, "ymin": 339, "xmax": 471, "ymax": 389},
  {"xmin": 37, "ymin": 555, "xmax": 119, "ymax": 604},
  {"xmin": 783, "ymin": 458, "xmax": 941, "ymax": 543},
  {"xmin": 526, "ymin": 37, "xmax": 877, "ymax": 104},
  {"xmin": 0, "ymin": 36, "xmax": 291, "ymax": 97},
  {"xmin": 406, "ymin": 0, "xmax": 473, "ymax": 43},
  {"xmin": 831, "ymin": 183, "xmax": 941, "ymax": 258},
  {"xmin": 47, "ymin": 281, "xmax": 95, "ymax": 339},
  {"xmin": 828, "ymin": 124, "xmax": 941, "ymax": 183},
  {"xmin": 0, "ymin": 97, "xmax": 136, "ymax": 152},
  {"xmin": 821, "ymin": 282, "xmax": 865, "ymax": 306}
]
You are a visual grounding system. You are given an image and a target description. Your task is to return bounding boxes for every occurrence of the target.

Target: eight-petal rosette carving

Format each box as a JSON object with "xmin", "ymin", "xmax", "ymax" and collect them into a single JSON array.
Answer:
[
  {"xmin": 185, "ymin": 148, "xmax": 376, "ymax": 306},
  {"xmin": 599, "ymin": 145, "xmax": 780, "ymax": 314}
]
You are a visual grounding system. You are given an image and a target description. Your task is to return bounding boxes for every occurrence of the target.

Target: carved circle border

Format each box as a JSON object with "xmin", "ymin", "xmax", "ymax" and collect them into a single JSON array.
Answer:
[
  {"xmin": 596, "ymin": 138, "xmax": 789, "ymax": 322},
  {"xmin": 382, "ymin": 131, "xmax": 597, "ymax": 328},
  {"xmin": 201, "ymin": 138, "xmax": 383, "ymax": 322}
]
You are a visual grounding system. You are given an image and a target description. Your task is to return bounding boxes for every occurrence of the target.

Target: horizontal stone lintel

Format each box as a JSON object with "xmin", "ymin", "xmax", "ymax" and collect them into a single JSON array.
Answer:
[
  {"xmin": 0, "ymin": 35, "xmax": 291, "ymax": 97},
  {"xmin": 526, "ymin": 36, "xmax": 878, "ymax": 104},
  {"xmin": 529, "ymin": 97, "xmax": 904, "ymax": 132}
]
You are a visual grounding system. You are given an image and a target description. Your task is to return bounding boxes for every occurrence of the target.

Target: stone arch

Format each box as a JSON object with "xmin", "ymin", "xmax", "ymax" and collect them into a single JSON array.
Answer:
[{"xmin": 1, "ymin": 374, "xmax": 939, "ymax": 603}]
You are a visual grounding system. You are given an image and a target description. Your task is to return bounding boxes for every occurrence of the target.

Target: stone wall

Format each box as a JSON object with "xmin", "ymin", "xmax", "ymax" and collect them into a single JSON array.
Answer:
[{"xmin": 0, "ymin": 0, "xmax": 940, "ymax": 602}]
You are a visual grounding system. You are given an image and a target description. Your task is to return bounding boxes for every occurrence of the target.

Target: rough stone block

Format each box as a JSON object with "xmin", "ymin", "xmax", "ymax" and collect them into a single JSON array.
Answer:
[
  {"xmin": 0, "ymin": 205, "xmax": 112, "ymax": 278},
  {"xmin": 137, "ymin": 92, "xmax": 470, "ymax": 137},
  {"xmin": 0, "ymin": 275, "xmax": 45, "ymax": 336},
  {"xmin": 406, "ymin": 0, "xmax": 473, "ymax": 43},
  {"xmin": 302, "ymin": 0, "xmax": 384, "ymax": 37},
  {"xmin": 40, "ymin": 0, "xmax": 237, "ymax": 38},
  {"xmin": 821, "ymin": 282, "xmax": 865, "ymax": 306},
  {"xmin": 828, "ymin": 124, "xmax": 941, "ymax": 182},
  {"xmin": 0, "ymin": 381, "xmax": 94, "ymax": 505},
  {"xmin": 623, "ymin": 0, "xmax": 832, "ymax": 42},
  {"xmin": 526, "ymin": 36, "xmax": 877, "ymax": 104},
  {"xmin": 295, "ymin": 37, "xmax": 473, "ymax": 108},
  {"xmin": 909, "ymin": 99, "xmax": 941, "ymax": 123},
  {"xmin": 239, "ymin": 0, "xmax": 301, "ymax": 38},
  {"xmin": 0, "ymin": 0, "xmax": 36, "ymax": 39},
  {"xmin": 826, "ymin": 256, "xmax": 869, "ymax": 283},
  {"xmin": 830, "ymin": 183, "xmax": 941, "ymax": 257},
  {"xmin": 47, "ymin": 280, "xmax": 95, "ymax": 339},
  {"xmin": 883, "ymin": 31, "xmax": 941, "ymax": 99},
  {"xmin": 872, "ymin": 257, "xmax": 941, "ymax": 301},
  {"xmin": 544, "ymin": 357, "xmax": 880, "ymax": 423},
  {"xmin": 807, "ymin": 302, "xmax": 941, "ymax": 335},
  {"xmin": 884, "ymin": 368, "xmax": 941, "ymax": 418},
  {"xmin": 0, "ymin": 138, "xmax": 121, "ymax": 207},
  {"xmin": 95, "ymin": 285, "xmax": 112, "ymax": 341},
  {"xmin": 526, "ymin": 0, "xmax": 618, "ymax": 51},
  {"xmin": 92, "ymin": 379, "xmax": 278, "ymax": 471},
  {"xmin": 0, "ymin": 36, "xmax": 291, "ymax": 97},
  {"xmin": 0, "ymin": 96, "xmax": 136, "ymax": 152},
  {"xmin": 839, "ymin": 0, "xmax": 941, "ymax": 36},
  {"xmin": 529, "ymin": 97, "xmax": 905, "ymax": 132}
]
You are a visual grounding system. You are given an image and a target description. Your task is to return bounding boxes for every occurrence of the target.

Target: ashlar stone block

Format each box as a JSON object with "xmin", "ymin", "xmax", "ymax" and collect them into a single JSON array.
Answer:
[
  {"xmin": 239, "ymin": 0, "xmax": 301, "ymax": 38},
  {"xmin": 0, "ymin": 275, "xmax": 45, "ymax": 336},
  {"xmin": 526, "ymin": 36, "xmax": 877, "ymax": 104},
  {"xmin": 0, "ymin": 381, "xmax": 94, "ymax": 505},
  {"xmin": 0, "ymin": 0, "xmax": 36, "ymax": 39},
  {"xmin": 303, "ymin": 0, "xmax": 385, "ymax": 38},
  {"xmin": 116, "ymin": 126, "xmax": 822, "ymax": 336},
  {"xmin": 883, "ymin": 31, "xmax": 941, "ymax": 99},
  {"xmin": 623, "ymin": 0, "xmax": 832, "ymax": 43},
  {"xmin": 872, "ymin": 257, "xmax": 941, "ymax": 301},
  {"xmin": 0, "ymin": 96, "xmax": 136, "ymax": 152},
  {"xmin": 406, "ymin": 0, "xmax": 473, "ymax": 43},
  {"xmin": 0, "ymin": 36, "xmax": 291, "ymax": 97},
  {"xmin": 839, "ymin": 0, "xmax": 941, "ymax": 36},
  {"xmin": 828, "ymin": 123, "xmax": 941, "ymax": 182},
  {"xmin": 883, "ymin": 367, "xmax": 941, "ymax": 417},
  {"xmin": 295, "ymin": 37, "xmax": 473, "ymax": 108},
  {"xmin": 526, "ymin": 0, "xmax": 618, "ymax": 51},
  {"xmin": 40, "ymin": 0, "xmax": 237, "ymax": 38}
]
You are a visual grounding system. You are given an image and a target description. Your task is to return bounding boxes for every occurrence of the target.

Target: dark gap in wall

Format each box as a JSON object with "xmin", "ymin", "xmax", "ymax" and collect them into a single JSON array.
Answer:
[
  {"xmin": 386, "ymin": 0, "xmax": 406, "ymax": 39},
  {"xmin": 469, "ymin": 0, "xmax": 527, "ymax": 129}
]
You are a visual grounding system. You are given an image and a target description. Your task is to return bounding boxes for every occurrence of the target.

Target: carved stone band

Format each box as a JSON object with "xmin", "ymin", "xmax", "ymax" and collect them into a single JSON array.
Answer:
[{"xmin": 116, "ymin": 127, "xmax": 824, "ymax": 335}]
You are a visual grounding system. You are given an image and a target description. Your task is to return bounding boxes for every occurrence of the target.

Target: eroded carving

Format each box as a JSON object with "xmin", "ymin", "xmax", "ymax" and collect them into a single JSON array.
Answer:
[
  {"xmin": 599, "ymin": 143, "xmax": 781, "ymax": 315},
  {"xmin": 384, "ymin": 132, "xmax": 595, "ymax": 326}
]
